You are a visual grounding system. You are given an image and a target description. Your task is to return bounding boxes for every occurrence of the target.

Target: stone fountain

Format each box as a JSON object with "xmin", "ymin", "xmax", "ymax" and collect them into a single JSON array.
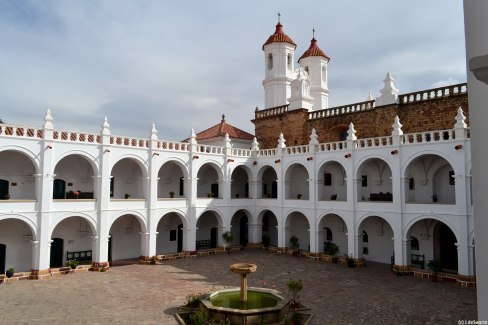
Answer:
[{"xmin": 229, "ymin": 263, "xmax": 257, "ymax": 302}]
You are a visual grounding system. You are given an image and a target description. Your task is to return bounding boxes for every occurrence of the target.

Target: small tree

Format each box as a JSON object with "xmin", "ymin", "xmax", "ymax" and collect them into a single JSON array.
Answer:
[
  {"xmin": 289, "ymin": 235, "xmax": 300, "ymax": 256},
  {"xmin": 222, "ymin": 231, "xmax": 233, "ymax": 253},
  {"xmin": 287, "ymin": 278, "xmax": 303, "ymax": 308}
]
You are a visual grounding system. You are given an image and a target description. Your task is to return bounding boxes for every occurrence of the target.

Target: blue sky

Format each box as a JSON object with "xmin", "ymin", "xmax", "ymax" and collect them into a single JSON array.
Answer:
[{"xmin": 0, "ymin": 0, "xmax": 466, "ymax": 140}]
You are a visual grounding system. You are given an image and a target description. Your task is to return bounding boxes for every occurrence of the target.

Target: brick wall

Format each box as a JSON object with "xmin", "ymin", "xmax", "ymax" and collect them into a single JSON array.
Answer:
[{"xmin": 253, "ymin": 94, "xmax": 469, "ymax": 149}]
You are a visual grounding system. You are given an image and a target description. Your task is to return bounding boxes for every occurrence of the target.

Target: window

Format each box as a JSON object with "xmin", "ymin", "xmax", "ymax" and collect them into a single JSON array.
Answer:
[
  {"xmin": 304, "ymin": 66, "xmax": 309, "ymax": 74},
  {"xmin": 324, "ymin": 172, "xmax": 332, "ymax": 186},
  {"xmin": 410, "ymin": 236, "xmax": 419, "ymax": 250},
  {"xmin": 409, "ymin": 177, "xmax": 415, "ymax": 190},
  {"xmin": 362, "ymin": 231, "xmax": 368, "ymax": 243},
  {"xmin": 179, "ymin": 177, "xmax": 184, "ymax": 196},
  {"xmin": 363, "ymin": 247, "xmax": 369, "ymax": 255},
  {"xmin": 268, "ymin": 53, "xmax": 273, "ymax": 70},
  {"xmin": 287, "ymin": 53, "xmax": 292, "ymax": 70},
  {"xmin": 361, "ymin": 175, "xmax": 367, "ymax": 187}
]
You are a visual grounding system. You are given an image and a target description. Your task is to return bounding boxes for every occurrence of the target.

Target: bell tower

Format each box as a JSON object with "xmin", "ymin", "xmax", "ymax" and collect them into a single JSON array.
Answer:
[
  {"xmin": 262, "ymin": 14, "xmax": 297, "ymax": 109},
  {"xmin": 298, "ymin": 30, "xmax": 330, "ymax": 110}
]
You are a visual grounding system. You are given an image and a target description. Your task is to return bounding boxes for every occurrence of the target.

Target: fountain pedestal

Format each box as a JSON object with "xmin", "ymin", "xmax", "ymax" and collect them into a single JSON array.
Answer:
[{"xmin": 230, "ymin": 263, "xmax": 257, "ymax": 302}]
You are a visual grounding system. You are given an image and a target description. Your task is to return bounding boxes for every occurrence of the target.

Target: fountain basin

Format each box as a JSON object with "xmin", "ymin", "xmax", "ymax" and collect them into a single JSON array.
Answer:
[{"xmin": 201, "ymin": 287, "xmax": 290, "ymax": 325}]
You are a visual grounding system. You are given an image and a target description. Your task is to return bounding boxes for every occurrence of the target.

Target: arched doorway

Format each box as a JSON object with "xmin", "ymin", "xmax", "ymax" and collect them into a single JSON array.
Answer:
[
  {"xmin": 231, "ymin": 166, "xmax": 250, "ymax": 199},
  {"xmin": 434, "ymin": 222, "xmax": 458, "ymax": 272},
  {"xmin": 50, "ymin": 238, "xmax": 64, "ymax": 268},
  {"xmin": 356, "ymin": 158, "xmax": 392, "ymax": 202},
  {"xmin": 230, "ymin": 210, "xmax": 249, "ymax": 247},
  {"xmin": 156, "ymin": 213, "xmax": 185, "ymax": 254},
  {"xmin": 358, "ymin": 216, "xmax": 394, "ymax": 264},
  {"xmin": 109, "ymin": 215, "xmax": 143, "ymax": 260},
  {"xmin": 260, "ymin": 210, "xmax": 278, "ymax": 247},
  {"xmin": 258, "ymin": 166, "xmax": 277, "ymax": 199},
  {"xmin": 285, "ymin": 212, "xmax": 310, "ymax": 252},
  {"xmin": 0, "ymin": 218, "xmax": 34, "ymax": 272},
  {"xmin": 197, "ymin": 164, "xmax": 221, "ymax": 198},
  {"xmin": 196, "ymin": 211, "xmax": 221, "ymax": 249},
  {"xmin": 285, "ymin": 164, "xmax": 309, "ymax": 200},
  {"xmin": 0, "ymin": 243, "xmax": 6, "ymax": 274},
  {"xmin": 317, "ymin": 214, "xmax": 348, "ymax": 254}
]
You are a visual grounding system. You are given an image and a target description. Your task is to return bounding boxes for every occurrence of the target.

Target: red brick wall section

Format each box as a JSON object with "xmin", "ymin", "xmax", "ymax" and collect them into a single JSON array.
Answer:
[{"xmin": 253, "ymin": 95, "xmax": 469, "ymax": 149}]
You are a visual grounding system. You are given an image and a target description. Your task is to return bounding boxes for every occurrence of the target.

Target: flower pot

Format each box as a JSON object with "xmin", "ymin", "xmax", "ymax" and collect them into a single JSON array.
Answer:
[
  {"xmin": 70, "ymin": 264, "xmax": 77, "ymax": 270},
  {"xmin": 5, "ymin": 270, "xmax": 14, "ymax": 278}
]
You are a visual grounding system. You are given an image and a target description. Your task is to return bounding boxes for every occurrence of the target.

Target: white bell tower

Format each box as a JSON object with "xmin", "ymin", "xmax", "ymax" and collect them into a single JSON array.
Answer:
[
  {"xmin": 262, "ymin": 15, "xmax": 297, "ymax": 109},
  {"xmin": 298, "ymin": 31, "xmax": 330, "ymax": 110}
]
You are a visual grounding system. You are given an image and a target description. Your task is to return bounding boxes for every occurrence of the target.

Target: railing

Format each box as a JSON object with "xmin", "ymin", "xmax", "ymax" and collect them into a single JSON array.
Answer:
[
  {"xmin": 197, "ymin": 145, "xmax": 223, "ymax": 154},
  {"xmin": 399, "ymin": 83, "xmax": 467, "ymax": 104},
  {"xmin": 357, "ymin": 136, "xmax": 392, "ymax": 148},
  {"xmin": 308, "ymin": 100, "xmax": 375, "ymax": 120},
  {"xmin": 53, "ymin": 130, "xmax": 100, "ymax": 144},
  {"xmin": 110, "ymin": 136, "xmax": 149, "ymax": 148},
  {"xmin": 318, "ymin": 141, "xmax": 347, "ymax": 152},
  {"xmin": 257, "ymin": 148, "xmax": 277, "ymax": 157},
  {"xmin": 0, "ymin": 124, "xmax": 43, "ymax": 139},
  {"xmin": 402, "ymin": 129, "xmax": 455, "ymax": 144},
  {"xmin": 286, "ymin": 145, "xmax": 309, "ymax": 155},
  {"xmin": 231, "ymin": 148, "xmax": 252, "ymax": 157},
  {"xmin": 158, "ymin": 141, "xmax": 189, "ymax": 151},
  {"xmin": 254, "ymin": 104, "xmax": 289, "ymax": 119}
]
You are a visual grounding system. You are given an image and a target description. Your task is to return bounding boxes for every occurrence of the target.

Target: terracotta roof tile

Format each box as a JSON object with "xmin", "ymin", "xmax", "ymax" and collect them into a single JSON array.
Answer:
[
  {"xmin": 262, "ymin": 23, "xmax": 296, "ymax": 50},
  {"xmin": 298, "ymin": 38, "xmax": 330, "ymax": 62},
  {"xmin": 192, "ymin": 116, "xmax": 254, "ymax": 142}
]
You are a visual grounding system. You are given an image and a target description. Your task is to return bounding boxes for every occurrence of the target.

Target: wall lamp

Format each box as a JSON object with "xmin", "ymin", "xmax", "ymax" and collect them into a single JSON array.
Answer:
[
  {"xmin": 455, "ymin": 144, "xmax": 463, "ymax": 150},
  {"xmin": 253, "ymin": 161, "xmax": 257, "ymax": 165},
  {"xmin": 227, "ymin": 159, "xmax": 234, "ymax": 163},
  {"xmin": 104, "ymin": 149, "xmax": 110, "ymax": 153},
  {"xmin": 153, "ymin": 153, "xmax": 159, "ymax": 156},
  {"xmin": 344, "ymin": 153, "xmax": 351, "ymax": 158},
  {"xmin": 46, "ymin": 145, "xmax": 52, "ymax": 150},
  {"xmin": 307, "ymin": 157, "xmax": 313, "ymax": 161},
  {"xmin": 193, "ymin": 155, "xmax": 199, "ymax": 159},
  {"xmin": 275, "ymin": 159, "xmax": 281, "ymax": 163},
  {"xmin": 391, "ymin": 149, "xmax": 398, "ymax": 155}
]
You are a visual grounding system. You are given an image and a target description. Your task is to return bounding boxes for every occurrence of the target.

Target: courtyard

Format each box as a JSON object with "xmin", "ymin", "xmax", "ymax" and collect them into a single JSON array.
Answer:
[{"xmin": 0, "ymin": 249, "xmax": 477, "ymax": 324}]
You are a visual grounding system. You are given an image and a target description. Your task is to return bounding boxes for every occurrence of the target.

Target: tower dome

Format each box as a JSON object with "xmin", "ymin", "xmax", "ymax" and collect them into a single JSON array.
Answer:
[
  {"xmin": 262, "ymin": 22, "xmax": 297, "ymax": 50},
  {"xmin": 298, "ymin": 37, "xmax": 330, "ymax": 63}
]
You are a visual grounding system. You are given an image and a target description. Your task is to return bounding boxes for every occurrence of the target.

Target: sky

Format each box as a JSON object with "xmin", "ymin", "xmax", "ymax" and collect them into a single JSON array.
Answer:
[{"xmin": 0, "ymin": 0, "xmax": 467, "ymax": 141}]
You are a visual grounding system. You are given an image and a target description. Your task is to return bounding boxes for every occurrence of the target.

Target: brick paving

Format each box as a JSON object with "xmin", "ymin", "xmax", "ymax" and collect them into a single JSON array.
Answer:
[{"xmin": 0, "ymin": 249, "xmax": 477, "ymax": 324}]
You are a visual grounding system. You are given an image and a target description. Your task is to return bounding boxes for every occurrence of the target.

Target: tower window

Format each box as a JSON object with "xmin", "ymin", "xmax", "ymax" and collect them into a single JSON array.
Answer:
[
  {"xmin": 268, "ymin": 53, "xmax": 273, "ymax": 70},
  {"xmin": 305, "ymin": 66, "xmax": 309, "ymax": 74},
  {"xmin": 287, "ymin": 53, "xmax": 292, "ymax": 70}
]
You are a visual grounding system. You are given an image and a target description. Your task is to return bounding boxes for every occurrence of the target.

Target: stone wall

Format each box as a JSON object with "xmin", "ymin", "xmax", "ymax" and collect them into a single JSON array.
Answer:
[{"xmin": 253, "ymin": 92, "xmax": 469, "ymax": 149}]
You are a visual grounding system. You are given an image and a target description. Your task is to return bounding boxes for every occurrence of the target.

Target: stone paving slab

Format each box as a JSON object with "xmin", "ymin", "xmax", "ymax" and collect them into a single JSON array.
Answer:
[{"xmin": 0, "ymin": 250, "xmax": 477, "ymax": 324}]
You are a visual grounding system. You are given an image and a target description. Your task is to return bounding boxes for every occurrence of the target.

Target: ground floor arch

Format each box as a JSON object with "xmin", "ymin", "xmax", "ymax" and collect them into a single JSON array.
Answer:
[
  {"xmin": 109, "ymin": 214, "xmax": 143, "ymax": 261},
  {"xmin": 317, "ymin": 213, "xmax": 348, "ymax": 255},
  {"xmin": 357, "ymin": 215, "xmax": 394, "ymax": 264},
  {"xmin": 156, "ymin": 212, "xmax": 185, "ymax": 254},
  {"xmin": 50, "ymin": 216, "xmax": 96, "ymax": 267},
  {"xmin": 285, "ymin": 212, "xmax": 310, "ymax": 252},
  {"xmin": 406, "ymin": 218, "xmax": 458, "ymax": 272},
  {"xmin": 0, "ymin": 218, "xmax": 34, "ymax": 273},
  {"xmin": 196, "ymin": 211, "xmax": 222, "ymax": 249},
  {"xmin": 230, "ymin": 210, "xmax": 249, "ymax": 246},
  {"xmin": 259, "ymin": 210, "xmax": 278, "ymax": 247}
]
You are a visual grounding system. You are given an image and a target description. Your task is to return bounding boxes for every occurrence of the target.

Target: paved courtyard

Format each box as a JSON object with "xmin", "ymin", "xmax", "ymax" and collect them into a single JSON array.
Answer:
[{"xmin": 0, "ymin": 250, "xmax": 477, "ymax": 324}]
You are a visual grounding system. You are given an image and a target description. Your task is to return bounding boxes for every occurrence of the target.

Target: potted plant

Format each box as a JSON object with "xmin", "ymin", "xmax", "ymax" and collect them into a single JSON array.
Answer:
[
  {"xmin": 5, "ymin": 267, "xmax": 14, "ymax": 278},
  {"xmin": 149, "ymin": 256, "xmax": 158, "ymax": 265},
  {"xmin": 427, "ymin": 259, "xmax": 442, "ymax": 282},
  {"xmin": 169, "ymin": 191, "xmax": 175, "ymax": 198},
  {"xmin": 222, "ymin": 231, "xmax": 233, "ymax": 253},
  {"xmin": 297, "ymin": 194, "xmax": 302, "ymax": 199},
  {"xmin": 124, "ymin": 193, "xmax": 131, "ymax": 199},
  {"xmin": 287, "ymin": 278, "xmax": 303, "ymax": 309},
  {"xmin": 325, "ymin": 241, "xmax": 340, "ymax": 263},
  {"xmin": 207, "ymin": 192, "xmax": 213, "ymax": 198},
  {"xmin": 431, "ymin": 194, "xmax": 438, "ymax": 203},
  {"xmin": 289, "ymin": 235, "xmax": 300, "ymax": 256},
  {"xmin": 66, "ymin": 259, "xmax": 79, "ymax": 270}
]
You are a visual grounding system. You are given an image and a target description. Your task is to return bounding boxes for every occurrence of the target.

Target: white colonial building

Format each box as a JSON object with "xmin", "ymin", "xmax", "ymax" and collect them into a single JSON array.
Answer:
[{"xmin": 0, "ymin": 20, "xmax": 476, "ymax": 287}]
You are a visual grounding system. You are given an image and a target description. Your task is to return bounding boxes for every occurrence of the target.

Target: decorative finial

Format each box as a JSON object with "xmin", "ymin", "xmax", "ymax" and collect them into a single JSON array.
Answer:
[
  {"xmin": 312, "ymin": 28, "xmax": 315, "ymax": 38},
  {"xmin": 221, "ymin": 114, "xmax": 225, "ymax": 122},
  {"xmin": 277, "ymin": 12, "xmax": 281, "ymax": 23}
]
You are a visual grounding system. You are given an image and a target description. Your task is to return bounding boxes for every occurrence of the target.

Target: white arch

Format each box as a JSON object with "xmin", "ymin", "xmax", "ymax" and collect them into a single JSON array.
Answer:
[
  {"xmin": 53, "ymin": 150, "xmax": 100, "ymax": 176},
  {"xmin": 283, "ymin": 160, "xmax": 312, "ymax": 180},
  {"xmin": 158, "ymin": 158, "xmax": 190, "ymax": 179},
  {"xmin": 316, "ymin": 211, "xmax": 350, "ymax": 231},
  {"xmin": 284, "ymin": 209, "xmax": 312, "ymax": 228},
  {"xmin": 257, "ymin": 164, "xmax": 278, "ymax": 180},
  {"xmin": 154, "ymin": 209, "xmax": 189, "ymax": 229},
  {"xmin": 230, "ymin": 163, "xmax": 255, "ymax": 182},
  {"xmin": 108, "ymin": 210, "xmax": 148, "ymax": 233},
  {"xmin": 401, "ymin": 150, "xmax": 459, "ymax": 177},
  {"xmin": 355, "ymin": 212, "xmax": 397, "ymax": 238},
  {"xmin": 111, "ymin": 154, "xmax": 149, "ymax": 178},
  {"xmin": 403, "ymin": 215, "xmax": 460, "ymax": 243},
  {"xmin": 0, "ymin": 146, "xmax": 40, "ymax": 174},
  {"xmin": 316, "ymin": 158, "xmax": 348, "ymax": 180},
  {"xmin": 230, "ymin": 207, "xmax": 255, "ymax": 224},
  {"xmin": 0, "ymin": 213, "xmax": 38, "ymax": 240},
  {"xmin": 196, "ymin": 160, "xmax": 225, "ymax": 181},
  {"xmin": 196, "ymin": 208, "xmax": 224, "ymax": 226},
  {"xmin": 50, "ymin": 212, "xmax": 98, "ymax": 236},
  {"xmin": 355, "ymin": 154, "xmax": 394, "ymax": 179}
]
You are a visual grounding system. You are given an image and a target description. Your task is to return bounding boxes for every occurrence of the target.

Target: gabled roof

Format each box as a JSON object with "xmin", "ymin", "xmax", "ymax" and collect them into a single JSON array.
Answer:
[
  {"xmin": 298, "ymin": 37, "xmax": 330, "ymax": 63},
  {"xmin": 262, "ymin": 22, "xmax": 297, "ymax": 50},
  {"xmin": 190, "ymin": 115, "xmax": 254, "ymax": 142}
]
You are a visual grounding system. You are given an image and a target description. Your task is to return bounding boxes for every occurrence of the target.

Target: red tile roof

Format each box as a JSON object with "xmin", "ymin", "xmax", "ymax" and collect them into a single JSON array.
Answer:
[
  {"xmin": 193, "ymin": 115, "xmax": 254, "ymax": 141},
  {"xmin": 262, "ymin": 22, "xmax": 297, "ymax": 50},
  {"xmin": 298, "ymin": 37, "xmax": 330, "ymax": 62}
]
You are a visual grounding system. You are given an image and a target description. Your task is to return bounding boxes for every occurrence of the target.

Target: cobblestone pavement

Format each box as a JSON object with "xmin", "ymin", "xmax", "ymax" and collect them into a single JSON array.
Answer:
[{"xmin": 0, "ymin": 250, "xmax": 477, "ymax": 324}]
